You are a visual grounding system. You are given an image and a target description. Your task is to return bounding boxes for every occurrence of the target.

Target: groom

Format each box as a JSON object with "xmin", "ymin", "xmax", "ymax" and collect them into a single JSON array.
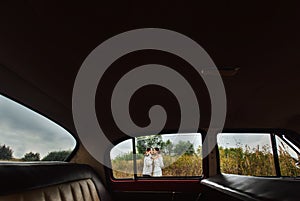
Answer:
[{"xmin": 142, "ymin": 148, "xmax": 153, "ymax": 177}]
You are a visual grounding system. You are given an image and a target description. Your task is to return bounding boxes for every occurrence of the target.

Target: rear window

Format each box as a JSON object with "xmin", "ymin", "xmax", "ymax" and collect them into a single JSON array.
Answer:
[{"xmin": 0, "ymin": 95, "xmax": 76, "ymax": 162}]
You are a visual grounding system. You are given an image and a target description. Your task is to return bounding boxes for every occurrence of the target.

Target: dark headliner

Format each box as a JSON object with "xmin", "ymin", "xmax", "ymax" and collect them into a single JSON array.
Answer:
[{"xmin": 0, "ymin": 1, "xmax": 300, "ymax": 141}]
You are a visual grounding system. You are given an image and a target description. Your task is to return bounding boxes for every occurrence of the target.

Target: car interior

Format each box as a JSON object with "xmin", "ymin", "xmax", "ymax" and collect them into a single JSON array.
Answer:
[{"xmin": 0, "ymin": 1, "xmax": 300, "ymax": 201}]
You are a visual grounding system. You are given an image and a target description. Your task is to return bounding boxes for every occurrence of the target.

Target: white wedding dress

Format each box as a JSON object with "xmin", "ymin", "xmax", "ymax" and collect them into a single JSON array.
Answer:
[{"xmin": 152, "ymin": 155, "xmax": 164, "ymax": 177}]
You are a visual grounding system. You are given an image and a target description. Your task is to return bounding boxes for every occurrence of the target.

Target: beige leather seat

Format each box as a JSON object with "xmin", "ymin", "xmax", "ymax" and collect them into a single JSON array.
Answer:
[{"xmin": 0, "ymin": 163, "xmax": 111, "ymax": 201}]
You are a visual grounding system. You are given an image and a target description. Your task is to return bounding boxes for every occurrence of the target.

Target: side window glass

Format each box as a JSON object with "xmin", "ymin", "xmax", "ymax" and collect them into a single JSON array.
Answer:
[
  {"xmin": 110, "ymin": 139, "xmax": 134, "ymax": 179},
  {"xmin": 0, "ymin": 95, "xmax": 76, "ymax": 162},
  {"xmin": 110, "ymin": 133, "xmax": 202, "ymax": 179},
  {"xmin": 275, "ymin": 135, "xmax": 300, "ymax": 176},
  {"xmin": 217, "ymin": 133, "xmax": 276, "ymax": 176}
]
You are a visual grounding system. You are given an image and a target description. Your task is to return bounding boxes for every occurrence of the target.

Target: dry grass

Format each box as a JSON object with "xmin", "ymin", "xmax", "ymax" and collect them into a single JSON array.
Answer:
[{"xmin": 112, "ymin": 154, "xmax": 202, "ymax": 178}]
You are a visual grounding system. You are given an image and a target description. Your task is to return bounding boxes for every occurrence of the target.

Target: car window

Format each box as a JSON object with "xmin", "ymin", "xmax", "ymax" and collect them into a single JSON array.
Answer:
[
  {"xmin": 110, "ymin": 139, "xmax": 134, "ymax": 179},
  {"xmin": 275, "ymin": 135, "xmax": 300, "ymax": 176},
  {"xmin": 0, "ymin": 95, "xmax": 76, "ymax": 162},
  {"xmin": 110, "ymin": 133, "xmax": 202, "ymax": 179},
  {"xmin": 217, "ymin": 133, "xmax": 276, "ymax": 176}
]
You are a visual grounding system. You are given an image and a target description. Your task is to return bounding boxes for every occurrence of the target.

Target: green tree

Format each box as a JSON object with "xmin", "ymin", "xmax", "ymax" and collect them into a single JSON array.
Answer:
[
  {"xmin": 22, "ymin": 152, "xmax": 40, "ymax": 161},
  {"xmin": 136, "ymin": 135, "xmax": 165, "ymax": 154},
  {"xmin": 174, "ymin": 140, "xmax": 195, "ymax": 156},
  {"xmin": 164, "ymin": 139, "xmax": 174, "ymax": 155},
  {"xmin": 42, "ymin": 150, "xmax": 71, "ymax": 161},
  {"xmin": 0, "ymin": 144, "xmax": 13, "ymax": 160}
]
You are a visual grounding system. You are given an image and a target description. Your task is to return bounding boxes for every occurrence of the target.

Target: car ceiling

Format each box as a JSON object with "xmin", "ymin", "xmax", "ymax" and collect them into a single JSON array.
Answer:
[{"xmin": 0, "ymin": 1, "xmax": 300, "ymax": 142}]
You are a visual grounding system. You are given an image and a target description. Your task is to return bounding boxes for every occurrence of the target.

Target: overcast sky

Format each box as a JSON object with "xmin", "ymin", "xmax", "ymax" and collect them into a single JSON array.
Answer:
[
  {"xmin": 0, "ymin": 95, "xmax": 76, "ymax": 158},
  {"xmin": 217, "ymin": 133, "xmax": 272, "ymax": 151}
]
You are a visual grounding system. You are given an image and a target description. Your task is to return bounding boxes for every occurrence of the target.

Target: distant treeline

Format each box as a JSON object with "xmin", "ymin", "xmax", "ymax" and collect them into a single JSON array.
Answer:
[{"xmin": 0, "ymin": 144, "xmax": 71, "ymax": 161}]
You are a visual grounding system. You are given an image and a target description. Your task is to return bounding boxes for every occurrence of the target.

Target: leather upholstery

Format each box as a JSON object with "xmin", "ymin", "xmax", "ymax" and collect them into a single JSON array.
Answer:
[
  {"xmin": 201, "ymin": 174, "xmax": 300, "ymax": 201},
  {"xmin": 0, "ymin": 179, "xmax": 100, "ymax": 201},
  {"xmin": 0, "ymin": 162, "xmax": 111, "ymax": 201}
]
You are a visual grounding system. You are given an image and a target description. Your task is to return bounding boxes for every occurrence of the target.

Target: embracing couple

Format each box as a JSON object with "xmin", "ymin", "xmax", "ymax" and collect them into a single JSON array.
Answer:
[{"xmin": 142, "ymin": 147, "xmax": 164, "ymax": 177}]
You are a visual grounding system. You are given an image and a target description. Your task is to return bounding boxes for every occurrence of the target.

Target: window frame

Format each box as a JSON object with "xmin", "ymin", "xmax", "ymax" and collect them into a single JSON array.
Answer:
[
  {"xmin": 275, "ymin": 134, "xmax": 300, "ymax": 177},
  {"xmin": 108, "ymin": 129, "xmax": 206, "ymax": 181}
]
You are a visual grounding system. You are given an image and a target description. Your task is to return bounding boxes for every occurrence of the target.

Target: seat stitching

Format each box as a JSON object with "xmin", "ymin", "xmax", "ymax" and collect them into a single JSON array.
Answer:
[
  {"xmin": 79, "ymin": 181, "xmax": 86, "ymax": 201},
  {"xmin": 87, "ymin": 180, "xmax": 94, "ymax": 201}
]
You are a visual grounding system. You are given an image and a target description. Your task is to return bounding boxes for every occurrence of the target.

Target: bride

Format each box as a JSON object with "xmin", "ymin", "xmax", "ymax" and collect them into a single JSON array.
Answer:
[{"xmin": 151, "ymin": 147, "xmax": 164, "ymax": 177}]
